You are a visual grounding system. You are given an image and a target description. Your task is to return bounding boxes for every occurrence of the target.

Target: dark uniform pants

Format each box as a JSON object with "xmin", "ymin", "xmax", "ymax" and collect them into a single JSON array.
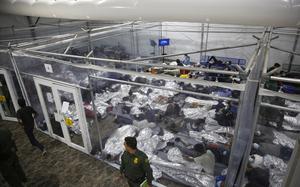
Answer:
[
  {"xmin": 127, "ymin": 178, "xmax": 144, "ymax": 187},
  {"xmin": 24, "ymin": 127, "xmax": 44, "ymax": 151},
  {"xmin": 0, "ymin": 155, "xmax": 26, "ymax": 187}
]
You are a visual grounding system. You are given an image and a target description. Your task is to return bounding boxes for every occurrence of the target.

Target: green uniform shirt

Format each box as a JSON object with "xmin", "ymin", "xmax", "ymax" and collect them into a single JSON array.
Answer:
[{"xmin": 120, "ymin": 150, "xmax": 153, "ymax": 185}]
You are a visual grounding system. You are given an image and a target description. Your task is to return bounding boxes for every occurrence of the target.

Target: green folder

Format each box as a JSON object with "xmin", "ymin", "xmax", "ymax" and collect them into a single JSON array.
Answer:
[{"xmin": 140, "ymin": 179, "xmax": 148, "ymax": 187}]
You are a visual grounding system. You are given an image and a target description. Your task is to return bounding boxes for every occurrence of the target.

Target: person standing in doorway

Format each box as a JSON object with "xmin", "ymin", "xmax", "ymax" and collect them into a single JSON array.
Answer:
[
  {"xmin": 16, "ymin": 98, "xmax": 46, "ymax": 156},
  {"xmin": 0, "ymin": 127, "xmax": 27, "ymax": 187},
  {"xmin": 120, "ymin": 137, "xmax": 153, "ymax": 187}
]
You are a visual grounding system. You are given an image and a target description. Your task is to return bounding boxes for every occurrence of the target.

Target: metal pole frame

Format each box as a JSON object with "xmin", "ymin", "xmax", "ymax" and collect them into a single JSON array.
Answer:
[
  {"xmin": 225, "ymin": 27, "xmax": 272, "ymax": 187},
  {"xmin": 158, "ymin": 24, "xmax": 264, "ymax": 30},
  {"xmin": 260, "ymin": 102, "xmax": 300, "ymax": 113},
  {"xmin": 270, "ymin": 76, "xmax": 300, "ymax": 85},
  {"xmin": 259, "ymin": 88, "xmax": 300, "ymax": 102},
  {"xmin": 21, "ymin": 48, "xmax": 241, "ymax": 76},
  {"xmin": 245, "ymin": 41, "xmax": 261, "ymax": 73},
  {"xmin": 135, "ymin": 23, "xmax": 140, "ymax": 58},
  {"xmin": 270, "ymin": 46, "xmax": 300, "ymax": 56},
  {"xmin": 272, "ymin": 31, "xmax": 300, "ymax": 36},
  {"xmin": 204, "ymin": 23, "xmax": 209, "ymax": 58},
  {"xmin": 12, "ymin": 49, "xmax": 245, "ymax": 91},
  {"xmin": 200, "ymin": 23, "xmax": 205, "ymax": 62},
  {"xmin": 130, "ymin": 22, "xmax": 135, "ymax": 59},
  {"xmin": 287, "ymin": 28, "xmax": 300, "ymax": 72},
  {"xmin": 1, "ymin": 63, "xmax": 296, "ymax": 114},
  {"xmin": 88, "ymin": 75, "xmax": 103, "ymax": 151},
  {"xmin": 63, "ymin": 34, "xmax": 78, "ymax": 54},
  {"xmin": 124, "ymin": 29, "xmax": 263, "ymax": 34}
]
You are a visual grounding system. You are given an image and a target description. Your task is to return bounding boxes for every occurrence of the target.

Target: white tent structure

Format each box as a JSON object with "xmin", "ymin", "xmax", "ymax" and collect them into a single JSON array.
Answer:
[{"xmin": 0, "ymin": 1, "xmax": 299, "ymax": 187}]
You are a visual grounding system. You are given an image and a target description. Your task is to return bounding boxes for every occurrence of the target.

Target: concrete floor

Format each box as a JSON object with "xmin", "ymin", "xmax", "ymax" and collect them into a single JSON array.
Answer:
[
  {"xmin": 0, "ymin": 120, "xmax": 130, "ymax": 187},
  {"xmin": 0, "ymin": 120, "xmax": 186, "ymax": 187}
]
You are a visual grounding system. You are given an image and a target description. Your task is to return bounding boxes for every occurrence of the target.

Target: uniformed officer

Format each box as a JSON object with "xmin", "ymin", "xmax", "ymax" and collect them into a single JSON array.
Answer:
[
  {"xmin": 0, "ymin": 127, "xmax": 27, "ymax": 187},
  {"xmin": 120, "ymin": 137, "xmax": 153, "ymax": 187}
]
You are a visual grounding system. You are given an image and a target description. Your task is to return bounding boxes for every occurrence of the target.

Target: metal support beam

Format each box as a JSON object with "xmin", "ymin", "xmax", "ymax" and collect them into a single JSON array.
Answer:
[
  {"xmin": 252, "ymin": 35, "xmax": 260, "ymax": 40},
  {"xmin": 33, "ymin": 17, "xmax": 40, "ymax": 27},
  {"xmin": 245, "ymin": 42, "xmax": 261, "ymax": 73},
  {"xmin": 88, "ymin": 76, "xmax": 103, "ymax": 151},
  {"xmin": 235, "ymin": 65, "xmax": 246, "ymax": 74},
  {"xmin": 86, "ymin": 50, "xmax": 94, "ymax": 58},
  {"xmin": 63, "ymin": 34, "xmax": 78, "ymax": 54},
  {"xmin": 135, "ymin": 24, "xmax": 140, "ymax": 57},
  {"xmin": 288, "ymin": 28, "xmax": 300, "ymax": 72},
  {"xmin": 14, "ymin": 50, "xmax": 244, "ymax": 91},
  {"xmin": 160, "ymin": 22, "xmax": 163, "ymax": 56},
  {"xmin": 271, "ymin": 46, "xmax": 300, "ymax": 56},
  {"xmin": 21, "ymin": 48, "xmax": 240, "ymax": 76},
  {"xmin": 130, "ymin": 22, "xmax": 136, "ymax": 58},
  {"xmin": 86, "ymin": 22, "xmax": 95, "ymax": 65},
  {"xmin": 129, "ymin": 29, "xmax": 263, "ymax": 34},
  {"xmin": 260, "ymin": 102, "xmax": 300, "ymax": 113},
  {"xmin": 9, "ymin": 20, "xmax": 85, "ymax": 32},
  {"xmin": 272, "ymin": 32, "xmax": 300, "ymax": 36},
  {"xmin": 200, "ymin": 23, "xmax": 205, "ymax": 61},
  {"xmin": 260, "ymin": 88, "xmax": 300, "ymax": 102},
  {"xmin": 271, "ymin": 35, "xmax": 279, "ymax": 41},
  {"xmin": 225, "ymin": 28, "xmax": 272, "ymax": 187},
  {"xmin": 270, "ymin": 76, "xmax": 300, "ymax": 85},
  {"xmin": 204, "ymin": 23, "xmax": 209, "ymax": 58},
  {"xmin": 264, "ymin": 67, "xmax": 281, "ymax": 76},
  {"xmin": 90, "ymin": 21, "xmax": 139, "ymax": 32},
  {"xmin": 86, "ymin": 22, "xmax": 92, "ymax": 53}
]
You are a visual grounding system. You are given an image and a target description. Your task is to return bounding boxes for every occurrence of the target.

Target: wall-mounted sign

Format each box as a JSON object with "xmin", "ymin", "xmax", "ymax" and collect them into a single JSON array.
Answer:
[
  {"xmin": 44, "ymin": 64, "xmax": 53, "ymax": 73},
  {"xmin": 61, "ymin": 101, "xmax": 70, "ymax": 114},
  {"xmin": 46, "ymin": 92, "xmax": 54, "ymax": 103}
]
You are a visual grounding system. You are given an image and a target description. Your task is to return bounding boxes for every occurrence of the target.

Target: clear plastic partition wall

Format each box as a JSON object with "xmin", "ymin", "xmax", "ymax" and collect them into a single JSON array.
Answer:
[
  {"xmin": 89, "ymin": 72, "xmax": 240, "ymax": 187},
  {"xmin": 0, "ymin": 50, "xmax": 13, "ymax": 69},
  {"xmin": 247, "ymin": 96, "xmax": 300, "ymax": 187},
  {"xmin": 13, "ymin": 54, "xmax": 91, "ymax": 87},
  {"xmin": 6, "ymin": 22, "xmax": 300, "ymax": 187},
  {"xmin": 21, "ymin": 74, "xmax": 48, "ymax": 132}
]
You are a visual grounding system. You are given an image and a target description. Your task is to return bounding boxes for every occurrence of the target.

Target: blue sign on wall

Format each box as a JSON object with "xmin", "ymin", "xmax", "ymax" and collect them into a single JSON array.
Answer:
[{"xmin": 159, "ymin": 38, "xmax": 170, "ymax": 46}]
